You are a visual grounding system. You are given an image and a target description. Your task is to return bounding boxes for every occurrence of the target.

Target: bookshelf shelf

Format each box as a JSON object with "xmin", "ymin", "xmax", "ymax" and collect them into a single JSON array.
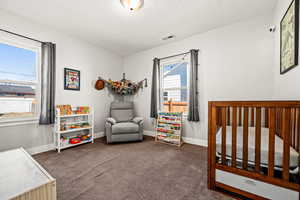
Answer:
[
  {"xmin": 59, "ymin": 113, "xmax": 90, "ymax": 118},
  {"xmin": 58, "ymin": 126, "xmax": 92, "ymax": 134},
  {"xmin": 59, "ymin": 139, "xmax": 93, "ymax": 150}
]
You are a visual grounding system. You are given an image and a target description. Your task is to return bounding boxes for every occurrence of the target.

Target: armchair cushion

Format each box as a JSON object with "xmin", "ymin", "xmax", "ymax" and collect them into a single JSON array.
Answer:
[
  {"xmin": 132, "ymin": 117, "xmax": 143, "ymax": 124},
  {"xmin": 111, "ymin": 109, "xmax": 134, "ymax": 122},
  {"xmin": 106, "ymin": 117, "xmax": 117, "ymax": 125},
  {"xmin": 112, "ymin": 122, "xmax": 139, "ymax": 134}
]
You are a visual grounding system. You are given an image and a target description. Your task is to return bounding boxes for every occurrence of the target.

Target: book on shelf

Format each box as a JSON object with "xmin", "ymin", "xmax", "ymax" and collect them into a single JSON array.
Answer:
[
  {"xmin": 56, "ymin": 105, "xmax": 90, "ymax": 116},
  {"xmin": 155, "ymin": 112, "xmax": 183, "ymax": 147}
]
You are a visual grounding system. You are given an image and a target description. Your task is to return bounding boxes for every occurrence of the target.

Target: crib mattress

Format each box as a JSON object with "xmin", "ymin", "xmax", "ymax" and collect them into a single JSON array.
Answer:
[{"xmin": 216, "ymin": 126, "xmax": 299, "ymax": 168}]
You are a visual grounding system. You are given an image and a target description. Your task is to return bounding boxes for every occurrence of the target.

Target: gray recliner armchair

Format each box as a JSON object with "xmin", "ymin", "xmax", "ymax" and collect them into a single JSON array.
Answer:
[{"xmin": 105, "ymin": 101, "xmax": 143, "ymax": 143}]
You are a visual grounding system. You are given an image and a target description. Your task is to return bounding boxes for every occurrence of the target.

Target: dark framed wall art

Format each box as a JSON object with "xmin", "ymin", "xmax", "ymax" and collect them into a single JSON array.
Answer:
[
  {"xmin": 64, "ymin": 68, "xmax": 80, "ymax": 91},
  {"xmin": 280, "ymin": 0, "xmax": 299, "ymax": 74}
]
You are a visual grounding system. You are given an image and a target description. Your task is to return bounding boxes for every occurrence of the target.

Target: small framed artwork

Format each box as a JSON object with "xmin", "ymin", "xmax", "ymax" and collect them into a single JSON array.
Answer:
[
  {"xmin": 64, "ymin": 68, "xmax": 80, "ymax": 91},
  {"xmin": 280, "ymin": 0, "xmax": 299, "ymax": 74}
]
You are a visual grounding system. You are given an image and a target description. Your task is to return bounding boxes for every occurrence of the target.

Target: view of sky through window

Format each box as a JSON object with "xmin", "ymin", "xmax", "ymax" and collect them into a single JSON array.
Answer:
[
  {"xmin": 0, "ymin": 42, "xmax": 37, "ymax": 118},
  {"xmin": 162, "ymin": 62, "xmax": 188, "ymax": 101},
  {"xmin": 161, "ymin": 61, "xmax": 188, "ymax": 113},
  {"xmin": 0, "ymin": 43, "xmax": 36, "ymax": 82}
]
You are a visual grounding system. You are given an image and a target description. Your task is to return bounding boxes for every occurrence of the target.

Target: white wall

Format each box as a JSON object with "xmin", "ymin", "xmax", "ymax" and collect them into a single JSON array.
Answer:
[
  {"xmin": 0, "ymin": 10, "xmax": 278, "ymax": 150},
  {"xmin": 124, "ymin": 15, "xmax": 275, "ymax": 142},
  {"xmin": 0, "ymin": 10, "xmax": 123, "ymax": 151},
  {"xmin": 273, "ymin": 0, "xmax": 300, "ymax": 99}
]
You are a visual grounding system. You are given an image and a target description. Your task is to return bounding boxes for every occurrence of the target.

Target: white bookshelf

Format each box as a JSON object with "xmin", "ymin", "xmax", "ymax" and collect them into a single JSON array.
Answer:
[
  {"xmin": 155, "ymin": 112, "xmax": 183, "ymax": 147},
  {"xmin": 54, "ymin": 106, "xmax": 94, "ymax": 153}
]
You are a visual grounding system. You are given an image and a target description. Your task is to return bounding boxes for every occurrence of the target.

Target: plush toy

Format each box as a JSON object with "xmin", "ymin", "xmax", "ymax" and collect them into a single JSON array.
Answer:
[
  {"xmin": 80, "ymin": 134, "xmax": 91, "ymax": 141},
  {"xmin": 97, "ymin": 73, "xmax": 147, "ymax": 96}
]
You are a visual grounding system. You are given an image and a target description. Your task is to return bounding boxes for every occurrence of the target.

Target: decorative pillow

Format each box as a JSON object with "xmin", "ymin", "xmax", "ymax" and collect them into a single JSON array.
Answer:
[{"xmin": 111, "ymin": 109, "xmax": 134, "ymax": 122}]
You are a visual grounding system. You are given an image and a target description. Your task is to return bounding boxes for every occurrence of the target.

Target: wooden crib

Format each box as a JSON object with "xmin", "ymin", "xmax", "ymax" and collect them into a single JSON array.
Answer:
[{"xmin": 208, "ymin": 101, "xmax": 300, "ymax": 200}]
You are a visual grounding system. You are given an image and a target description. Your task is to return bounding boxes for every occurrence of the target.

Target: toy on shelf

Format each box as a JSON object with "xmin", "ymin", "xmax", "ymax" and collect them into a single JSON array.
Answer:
[
  {"xmin": 80, "ymin": 134, "xmax": 91, "ymax": 141},
  {"xmin": 56, "ymin": 105, "xmax": 72, "ymax": 115},
  {"xmin": 80, "ymin": 106, "xmax": 89, "ymax": 114},
  {"xmin": 57, "ymin": 105, "xmax": 90, "ymax": 115},
  {"xmin": 69, "ymin": 137, "xmax": 81, "ymax": 144},
  {"xmin": 73, "ymin": 106, "xmax": 90, "ymax": 114},
  {"xmin": 60, "ymin": 136, "xmax": 69, "ymax": 147},
  {"xmin": 155, "ymin": 112, "xmax": 183, "ymax": 147},
  {"xmin": 59, "ymin": 121, "xmax": 91, "ymax": 132},
  {"xmin": 60, "ymin": 133, "xmax": 92, "ymax": 147}
]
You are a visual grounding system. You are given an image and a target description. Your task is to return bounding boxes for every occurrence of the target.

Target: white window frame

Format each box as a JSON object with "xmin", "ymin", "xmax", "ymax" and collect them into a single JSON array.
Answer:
[
  {"xmin": 0, "ymin": 33, "xmax": 41, "ymax": 126},
  {"xmin": 159, "ymin": 56, "xmax": 190, "ymax": 116}
]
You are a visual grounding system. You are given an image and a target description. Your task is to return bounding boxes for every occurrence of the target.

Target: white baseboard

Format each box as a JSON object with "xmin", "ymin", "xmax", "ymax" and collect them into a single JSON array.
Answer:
[
  {"xmin": 26, "ymin": 130, "xmax": 206, "ymax": 155},
  {"xmin": 27, "ymin": 132, "xmax": 105, "ymax": 155},
  {"xmin": 94, "ymin": 131, "xmax": 105, "ymax": 139},
  {"xmin": 26, "ymin": 143, "xmax": 55, "ymax": 155},
  {"xmin": 143, "ymin": 130, "xmax": 155, "ymax": 137},
  {"xmin": 143, "ymin": 130, "xmax": 208, "ymax": 147},
  {"xmin": 182, "ymin": 137, "xmax": 208, "ymax": 147}
]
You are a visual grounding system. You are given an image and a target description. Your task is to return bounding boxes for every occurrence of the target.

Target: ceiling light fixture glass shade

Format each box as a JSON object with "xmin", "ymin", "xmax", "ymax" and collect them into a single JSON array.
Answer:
[{"xmin": 120, "ymin": 0, "xmax": 144, "ymax": 11}]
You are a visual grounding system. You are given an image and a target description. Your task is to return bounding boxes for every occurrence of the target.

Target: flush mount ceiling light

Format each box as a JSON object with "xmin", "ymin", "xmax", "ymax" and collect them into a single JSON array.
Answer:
[{"xmin": 120, "ymin": 0, "xmax": 144, "ymax": 11}]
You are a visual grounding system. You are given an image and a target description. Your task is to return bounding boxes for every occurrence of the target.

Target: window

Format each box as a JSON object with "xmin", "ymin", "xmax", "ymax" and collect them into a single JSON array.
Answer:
[
  {"xmin": 160, "ymin": 58, "xmax": 189, "ymax": 114},
  {"xmin": 0, "ymin": 37, "xmax": 40, "ymax": 122}
]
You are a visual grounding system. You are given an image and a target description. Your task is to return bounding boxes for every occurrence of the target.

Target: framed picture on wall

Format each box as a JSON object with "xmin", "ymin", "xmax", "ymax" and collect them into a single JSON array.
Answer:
[
  {"xmin": 64, "ymin": 68, "xmax": 80, "ymax": 91},
  {"xmin": 280, "ymin": 0, "xmax": 299, "ymax": 74}
]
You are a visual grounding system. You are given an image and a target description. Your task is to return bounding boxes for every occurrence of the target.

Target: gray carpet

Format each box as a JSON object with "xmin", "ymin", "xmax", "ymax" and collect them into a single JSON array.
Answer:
[{"xmin": 34, "ymin": 136, "xmax": 232, "ymax": 200}]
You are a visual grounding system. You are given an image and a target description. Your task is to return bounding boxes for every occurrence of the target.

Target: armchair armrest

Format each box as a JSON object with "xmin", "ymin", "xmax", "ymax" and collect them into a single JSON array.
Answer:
[
  {"xmin": 132, "ymin": 117, "xmax": 143, "ymax": 124},
  {"xmin": 106, "ymin": 117, "xmax": 117, "ymax": 125}
]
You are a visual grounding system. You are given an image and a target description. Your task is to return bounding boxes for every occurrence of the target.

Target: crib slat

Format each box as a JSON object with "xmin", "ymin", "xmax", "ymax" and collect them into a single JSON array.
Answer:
[
  {"xmin": 217, "ymin": 108, "xmax": 222, "ymax": 127},
  {"xmin": 227, "ymin": 107, "xmax": 231, "ymax": 125},
  {"xmin": 255, "ymin": 108, "xmax": 261, "ymax": 172},
  {"xmin": 297, "ymin": 108, "xmax": 300, "ymax": 152},
  {"xmin": 208, "ymin": 103, "xmax": 217, "ymax": 189},
  {"xmin": 298, "ymin": 108, "xmax": 300, "ymax": 182},
  {"xmin": 294, "ymin": 109, "xmax": 297, "ymax": 149},
  {"xmin": 277, "ymin": 108, "xmax": 283, "ymax": 138},
  {"xmin": 238, "ymin": 107, "xmax": 242, "ymax": 126},
  {"xmin": 268, "ymin": 108, "xmax": 275, "ymax": 177},
  {"xmin": 282, "ymin": 108, "xmax": 291, "ymax": 181},
  {"xmin": 290, "ymin": 109, "xmax": 294, "ymax": 148},
  {"xmin": 243, "ymin": 107, "xmax": 249, "ymax": 169},
  {"xmin": 265, "ymin": 108, "xmax": 269, "ymax": 128},
  {"xmin": 294, "ymin": 108, "xmax": 299, "ymax": 152},
  {"xmin": 232, "ymin": 107, "xmax": 237, "ymax": 168},
  {"xmin": 221, "ymin": 107, "xmax": 227, "ymax": 165},
  {"xmin": 292, "ymin": 108, "xmax": 296, "ymax": 149},
  {"xmin": 251, "ymin": 107, "xmax": 255, "ymax": 127},
  {"xmin": 275, "ymin": 109, "xmax": 279, "ymax": 137}
]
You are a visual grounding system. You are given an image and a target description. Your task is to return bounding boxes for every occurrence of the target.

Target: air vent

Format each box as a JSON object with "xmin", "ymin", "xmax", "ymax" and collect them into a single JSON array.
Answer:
[{"xmin": 162, "ymin": 35, "xmax": 176, "ymax": 41}]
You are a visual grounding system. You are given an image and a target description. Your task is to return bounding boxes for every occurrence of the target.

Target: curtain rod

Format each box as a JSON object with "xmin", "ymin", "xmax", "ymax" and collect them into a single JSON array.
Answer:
[
  {"xmin": 0, "ymin": 28, "xmax": 44, "ymax": 43},
  {"xmin": 158, "ymin": 49, "xmax": 199, "ymax": 61}
]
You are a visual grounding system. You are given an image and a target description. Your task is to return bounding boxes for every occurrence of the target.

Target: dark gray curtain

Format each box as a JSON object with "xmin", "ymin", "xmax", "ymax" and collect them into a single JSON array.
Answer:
[
  {"xmin": 39, "ymin": 42, "xmax": 56, "ymax": 125},
  {"xmin": 188, "ymin": 49, "xmax": 200, "ymax": 121},
  {"xmin": 150, "ymin": 58, "xmax": 160, "ymax": 118}
]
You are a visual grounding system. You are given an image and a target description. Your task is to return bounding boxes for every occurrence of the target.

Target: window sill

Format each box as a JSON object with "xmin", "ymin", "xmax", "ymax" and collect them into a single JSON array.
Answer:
[{"xmin": 0, "ymin": 117, "xmax": 39, "ymax": 128}]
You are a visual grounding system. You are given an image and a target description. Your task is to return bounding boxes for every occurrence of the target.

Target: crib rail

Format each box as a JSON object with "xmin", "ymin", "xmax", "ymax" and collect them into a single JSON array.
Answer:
[{"xmin": 208, "ymin": 101, "xmax": 300, "ymax": 197}]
